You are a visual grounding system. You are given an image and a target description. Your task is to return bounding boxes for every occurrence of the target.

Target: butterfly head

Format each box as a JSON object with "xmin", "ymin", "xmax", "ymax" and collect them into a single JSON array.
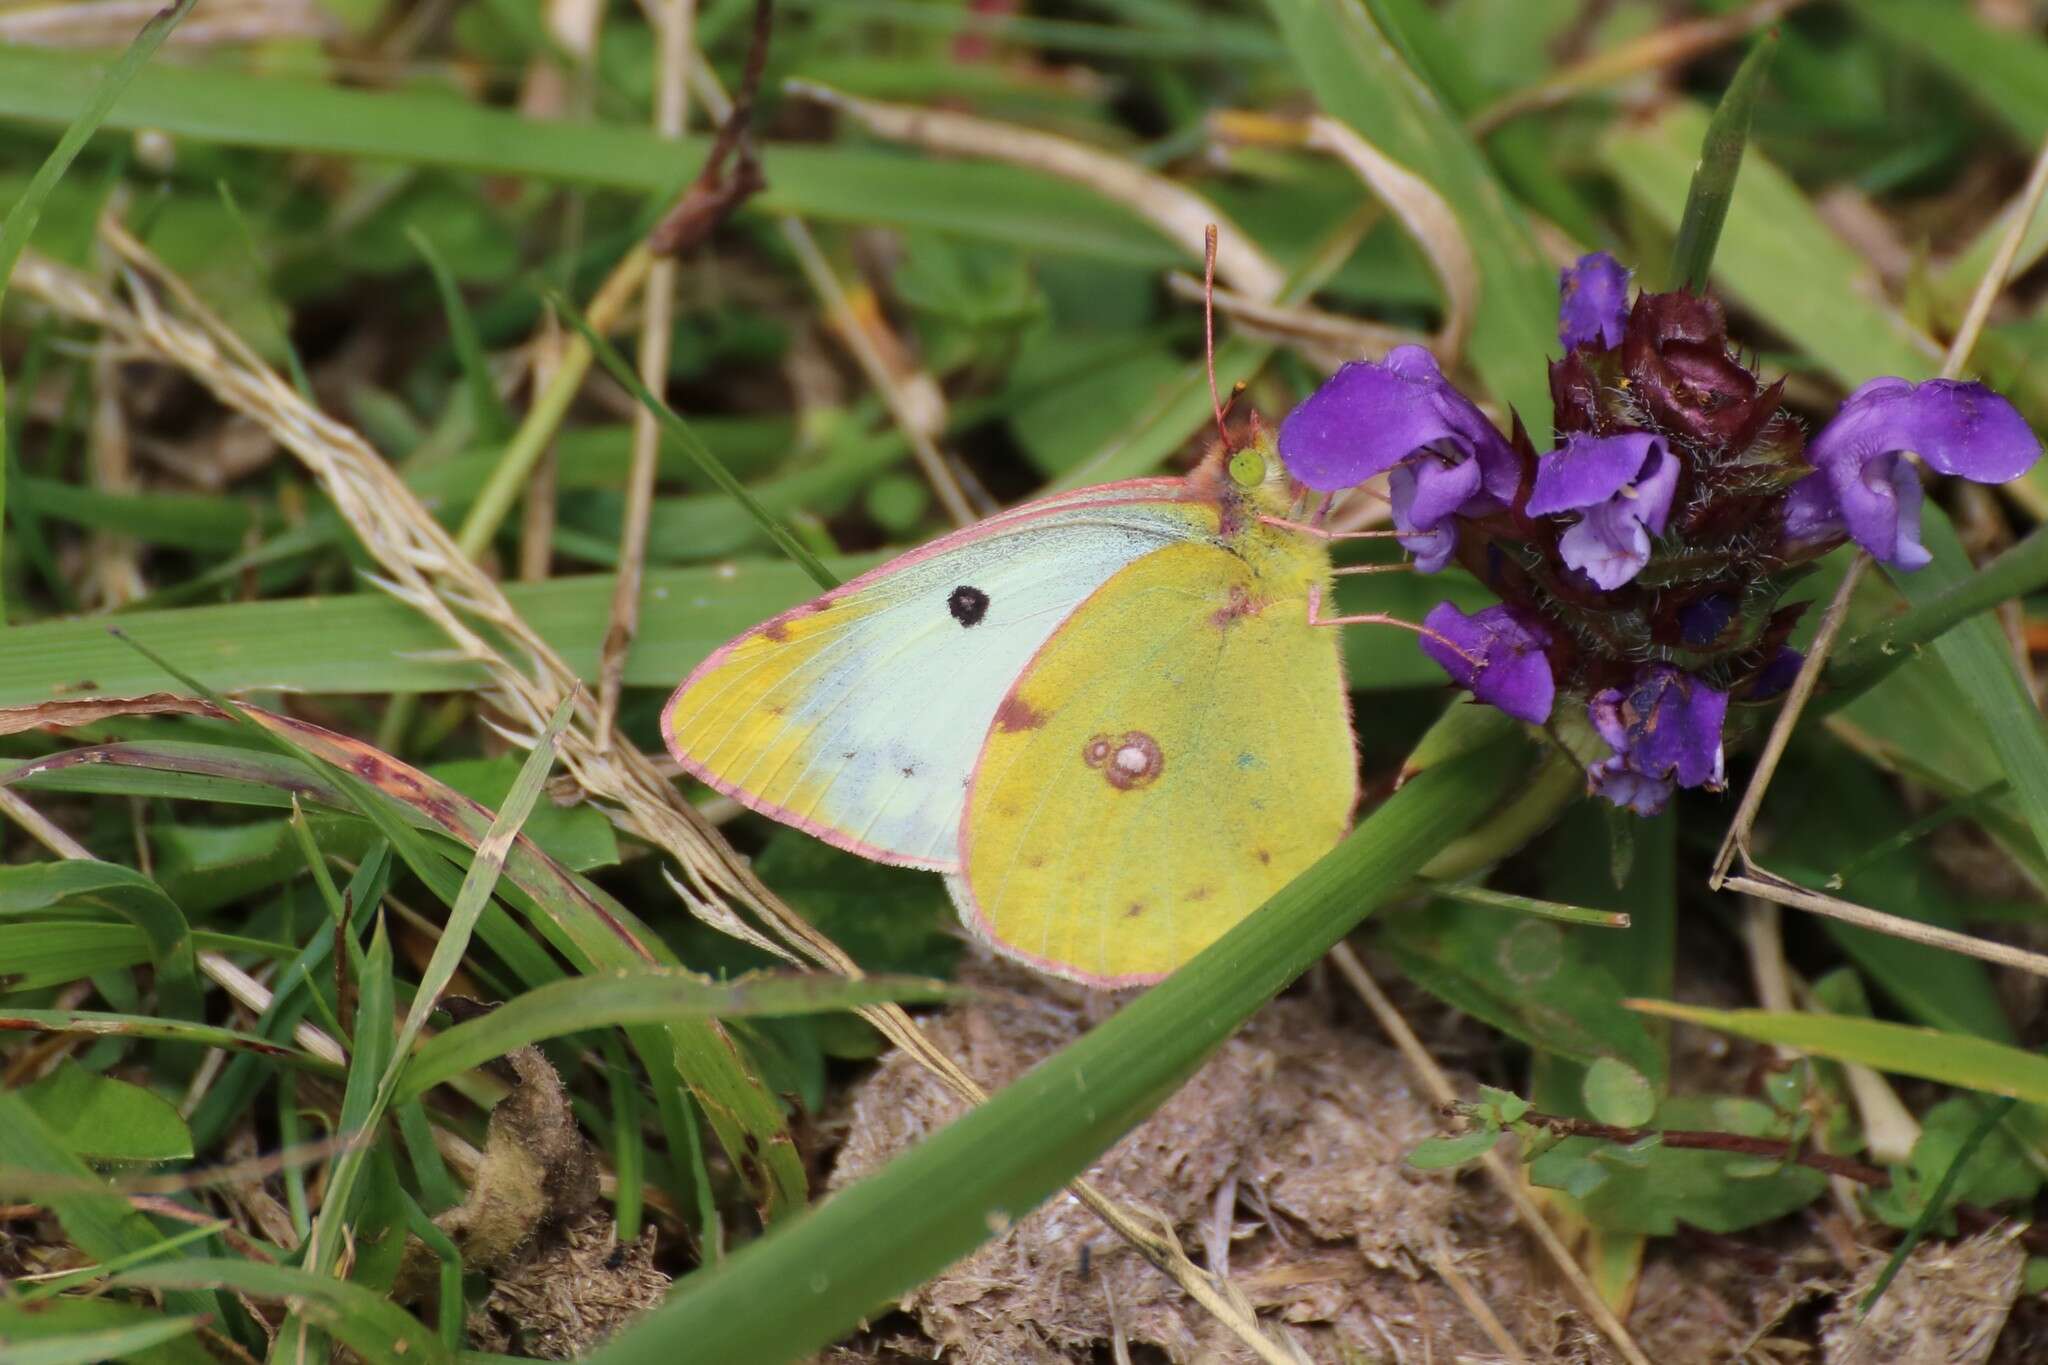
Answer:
[{"xmin": 1219, "ymin": 423, "xmax": 1296, "ymax": 516}]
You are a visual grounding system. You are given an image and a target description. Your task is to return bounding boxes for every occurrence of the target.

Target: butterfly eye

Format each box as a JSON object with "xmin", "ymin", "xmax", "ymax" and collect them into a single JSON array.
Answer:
[{"xmin": 1228, "ymin": 448, "xmax": 1266, "ymax": 487}]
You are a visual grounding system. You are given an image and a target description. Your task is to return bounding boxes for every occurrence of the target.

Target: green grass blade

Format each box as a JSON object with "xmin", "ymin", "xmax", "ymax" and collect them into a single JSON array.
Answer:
[
  {"xmin": 1668, "ymin": 33, "xmax": 1775, "ymax": 292},
  {"xmin": 116, "ymin": 1259, "xmax": 447, "ymax": 1365},
  {"xmin": 0, "ymin": 49, "xmax": 1176, "ymax": 266},
  {"xmin": 396, "ymin": 969, "xmax": 955, "ymax": 1102},
  {"xmin": 1851, "ymin": 0, "xmax": 2048, "ymax": 147},
  {"xmin": 392, "ymin": 696, "xmax": 569, "ymax": 1061},
  {"xmin": 1627, "ymin": 1000, "xmax": 2048, "ymax": 1103},
  {"xmin": 0, "ymin": 559, "xmax": 881, "ymax": 704},
  {"xmin": 587, "ymin": 736, "xmax": 1507, "ymax": 1365},
  {"xmin": 556, "ymin": 295, "xmax": 839, "ymax": 590},
  {"xmin": 1894, "ymin": 509, "xmax": 2048, "ymax": 870},
  {"xmin": 1601, "ymin": 102, "xmax": 1940, "ymax": 386},
  {"xmin": 0, "ymin": 1314, "xmax": 206, "ymax": 1365},
  {"xmin": 0, "ymin": 1007, "xmax": 337, "ymax": 1073},
  {"xmin": 1862, "ymin": 1096, "xmax": 2018, "ymax": 1312},
  {"xmin": 0, "ymin": 1091, "xmax": 217, "ymax": 1321},
  {"xmin": 0, "ymin": 862, "xmax": 200, "ymax": 1019},
  {"xmin": 1260, "ymin": 0, "xmax": 1560, "ymax": 440},
  {"xmin": 410, "ymin": 227, "xmax": 512, "ymax": 442}
]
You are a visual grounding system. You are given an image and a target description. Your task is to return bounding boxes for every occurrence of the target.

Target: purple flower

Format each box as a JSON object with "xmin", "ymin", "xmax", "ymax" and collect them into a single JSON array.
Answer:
[
  {"xmin": 1586, "ymin": 665, "xmax": 1728, "ymax": 815},
  {"xmin": 1559, "ymin": 253, "xmax": 1631, "ymax": 351},
  {"xmin": 1278, "ymin": 346, "xmax": 1518, "ymax": 572},
  {"xmin": 1783, "ymin": 377, "xmax": 2042, "ymax": 569},
  {"xmin": 1419, "ymin": 601, "xmax": 1554, "ymax": 724},
  {"xmin": 1526, "ymin": 432, "xmax": 1678, "ymax": 589}
]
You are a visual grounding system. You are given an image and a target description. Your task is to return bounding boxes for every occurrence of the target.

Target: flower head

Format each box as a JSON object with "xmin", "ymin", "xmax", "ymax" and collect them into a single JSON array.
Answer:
[
  {"xmin": 1272, "ymin": 252, "xmax": 2043, "ymax": 818},
  {"xmin": 1419, "ymin": 601, "xmax": 1554, "ymax": 724},
  {"xmin": 1587, "ymin": 666, "xmax": 1728, "ymax": 815},
  {"xmin": 1558, "ymin": 253, "xmax": 1631, "ymax": 351},
  {"xmin": 1278, "ymin": 346, "xmax": 1518, "ymax": 572},
  {"xmin": 1784, "ymin": 377, "xmax": 2042, "ymax": 568}
]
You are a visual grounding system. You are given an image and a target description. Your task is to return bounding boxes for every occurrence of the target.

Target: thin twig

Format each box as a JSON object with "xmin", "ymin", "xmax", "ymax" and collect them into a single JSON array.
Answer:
[
  {"xmin": 647, "ymin": 0, "xmax": 765, "ymax": 256},
  {"xmin": 1942, "ymin": 130, "xmax": 2048, "ymax": 383},
  {"xmin": 1511, "ymin": 1108, "xmax": 1891, "ymax": 1186},
  {"xmin": 1162, "ymin": 271, "xmax": 1426, "ymax": 360},
  {"xmin": 1329, "ymin": 943, "xmax": 1646, "ymax": 1365},
  {"xmin": 790, "ymin": 79, "xmax": 1286, "ymax": 302},
  {"xmin": 1424, "ymin": 1233, "xmax": 1530, "ymax": 1364},
  {"xmin": 1722, "ymin": 871, "xmax": 2048, "ymax": 980},
  {"xmin": 1209, "ymin": 111, "xmax": 1477, "ymax": 361},
  {"xmin": 597, "ymin": 0, "xmax": 696, "ymax": 746},
  {"xmin": 697, "ymin": 69, "xmax": 975, "ymax": 527}
]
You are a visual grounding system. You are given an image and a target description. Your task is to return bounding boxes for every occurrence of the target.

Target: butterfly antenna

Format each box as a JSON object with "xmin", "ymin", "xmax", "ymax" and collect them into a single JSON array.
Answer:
[{"xmin": 1203, "ymin": 224, "xmax": 1235, "ymax": 452}]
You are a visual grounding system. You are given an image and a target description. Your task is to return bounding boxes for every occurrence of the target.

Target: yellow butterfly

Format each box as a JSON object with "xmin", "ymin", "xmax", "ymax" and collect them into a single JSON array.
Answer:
[{"xmin": 663, "ymin": 422, "xmax": 1381, "ymax": 987}]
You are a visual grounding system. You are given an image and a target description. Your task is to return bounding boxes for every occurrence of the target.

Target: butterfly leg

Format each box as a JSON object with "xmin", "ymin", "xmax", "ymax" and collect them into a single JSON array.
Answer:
[
  {"xmin": 1259, "ymin": 515, "xmax": 1405, "ymax": 541},
  {"xmin": 1306, "ymin": 585, "xmax": 1480, "ymax": 666}
]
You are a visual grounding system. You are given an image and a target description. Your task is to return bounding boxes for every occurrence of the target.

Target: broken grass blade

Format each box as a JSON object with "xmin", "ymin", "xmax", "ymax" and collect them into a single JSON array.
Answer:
[
  {"xmin": 392, "ymin": 694, "xmax": 573, "ymax": 1062},
  {"xmin": 1422, "ymin": 880, "xmax": 1631, "ymax": 929},
  {"xmin": 1668, "ymin": 31, "xmax": 1776, "ymax": 291}
]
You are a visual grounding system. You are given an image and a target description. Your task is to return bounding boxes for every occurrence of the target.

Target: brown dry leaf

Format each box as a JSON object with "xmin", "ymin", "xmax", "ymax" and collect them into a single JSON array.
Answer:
[
  {"xmin": 1821, "ymin": 1225, "xmax": 2026, "ymax": 1365},
  {"xmin": 829, "ymin": 955, "xmax": 1561, "ymax": 1363}
]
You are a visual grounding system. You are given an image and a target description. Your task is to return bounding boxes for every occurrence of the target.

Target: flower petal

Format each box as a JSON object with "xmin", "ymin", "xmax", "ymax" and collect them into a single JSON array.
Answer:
[
  {"xmin": 1278, "ymin": 345, "xmax": 1516, "ymax": 494},
  {"xmin": 1527, "ymin": 432, "xmax": 1665, "ymax": 516},
  {"xmin": 1559, "ymin": 253, "xmax": 1631, "ymax": 351},
  {"xmin": 1625, "ymin": 666, "xmax": 1727, "ymax": 790},
  {"xmin": 1420, "ymin": 601, "xmax": 1554, "ymax": 724},
  {"xmin": 1800, "ymin": 376, "xmax": 2042, "ymax": 566},
  {"xmin": 1589, "ymin": 761, "xmax": 1674, "ymax": 817},
  {"xmin": 1815, "ymin": 377, "xmax": 2042, "ymax": 485},
  {"xmin": 1558, "ymin": 500, "xmax": 1652, "ymax": 590},
  {"xmin": 1829, "ymin": 449, "xmax": 1930, "ymax": 571}
]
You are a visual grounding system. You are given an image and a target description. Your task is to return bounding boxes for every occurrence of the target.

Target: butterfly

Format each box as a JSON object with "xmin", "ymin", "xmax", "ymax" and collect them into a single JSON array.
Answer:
[{"xmin": 660, "ymin": 421, "xmax": 1401, "ymax": 987}]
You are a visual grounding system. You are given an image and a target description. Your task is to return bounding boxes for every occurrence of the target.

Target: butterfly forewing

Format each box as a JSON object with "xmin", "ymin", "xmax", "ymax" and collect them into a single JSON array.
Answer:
[{"xmin": 663, "ymin": 488, "xmax": 1218, "ymax": 870}]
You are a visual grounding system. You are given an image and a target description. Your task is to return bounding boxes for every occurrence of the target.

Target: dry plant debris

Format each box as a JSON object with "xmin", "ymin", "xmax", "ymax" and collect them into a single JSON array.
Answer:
[{"xmin": 396, "ymin": 1029, "xmax": 667, "ymax": 1358}]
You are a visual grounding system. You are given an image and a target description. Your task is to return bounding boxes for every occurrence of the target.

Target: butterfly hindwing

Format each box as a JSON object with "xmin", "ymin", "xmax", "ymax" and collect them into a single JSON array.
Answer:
[
  {"xmin": 952, "ymin": 535, "xmax": 1356, "ymax": 985},
  {"xmin": 663, "ymin": 485, "xmax": 1218, "ymax": 870}
]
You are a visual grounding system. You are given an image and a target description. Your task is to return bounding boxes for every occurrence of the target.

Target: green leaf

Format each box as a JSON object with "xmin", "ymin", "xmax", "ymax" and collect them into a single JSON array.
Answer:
[
  {"xmin": 1581, "ymin": 1058, "xmax": 1655, "ymax": 1129},
  {"xmin": 0, "ymin": 1299, "xmax": 213, "ymax": 1365},
  {"xmin": 1527, "ymin": 1096, "xmax": 1827, "ymax": 1235},
  {"xmin": 0, "ymin": 862, "xmax": 199, "ymax": 1019},
  {"xmin": 19, "ymin": 1061, "xmax": 193, "ymax": 1163},
  {"xmin": 1407, "ymin": 1130, "xmax": 1500, "ymax": 1169},
  {"xmin": 585, "ymin": 733, "xmax": 1511, "ymax": 1365},
  {"xmin": 1628, "ymin": 1000, "xmax": 2048, "ymax": 1104},
  {"xmin": 395, "ymin": 968, "xmax": 955, "ymax": 1102},
  {"xmin": 1851, "ymin": 0, "xmax": 2048, "ymax": 147},
  {"xmin": 0, "ymin": 1007, "xmax": 337, "ymax": 1073}
]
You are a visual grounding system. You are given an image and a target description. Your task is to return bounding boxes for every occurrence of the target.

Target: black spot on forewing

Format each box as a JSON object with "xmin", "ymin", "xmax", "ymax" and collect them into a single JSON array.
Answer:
[{"xmin": 948, "ymin": 585, "xmax": 990, "ymax": 627}]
